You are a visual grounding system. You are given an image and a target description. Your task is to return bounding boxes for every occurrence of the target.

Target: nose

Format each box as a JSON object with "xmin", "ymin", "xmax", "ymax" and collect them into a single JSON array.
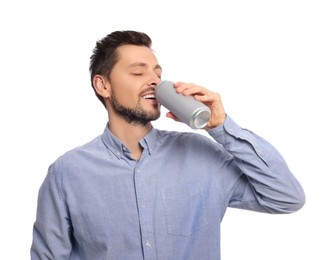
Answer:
[{"xmin": 148, "ymin": 74, "xmax": 162, "ymax": 88}]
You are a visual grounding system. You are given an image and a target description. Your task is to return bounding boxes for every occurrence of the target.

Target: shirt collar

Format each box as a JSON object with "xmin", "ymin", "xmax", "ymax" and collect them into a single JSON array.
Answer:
[
  {"xmin": 101, "ymin": 123, "xmax": 158, "ymax": 159},
  {"xmin": 140, "ymin": 127, "xmax": 157, "ymax": 155}
]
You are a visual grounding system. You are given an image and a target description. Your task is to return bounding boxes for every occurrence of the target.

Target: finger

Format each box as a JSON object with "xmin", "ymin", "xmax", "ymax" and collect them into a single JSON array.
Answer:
[
  {"xmin": 166, "ymin": 111, "xmax": 180, "ymax": 121},
  {"xmin": 175, "ymin": 83, "xmax": 206, "ymax": 96},
  {"xmin": 194, "ymin": 91, "xmax": 217, "ymax": 102}
]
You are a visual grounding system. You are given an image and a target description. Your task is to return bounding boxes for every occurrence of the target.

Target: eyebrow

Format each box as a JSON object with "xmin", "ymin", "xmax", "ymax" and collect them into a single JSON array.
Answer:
[{"xmin": 128, "ymin": 62, "xmax": 162, "ymax": 71}]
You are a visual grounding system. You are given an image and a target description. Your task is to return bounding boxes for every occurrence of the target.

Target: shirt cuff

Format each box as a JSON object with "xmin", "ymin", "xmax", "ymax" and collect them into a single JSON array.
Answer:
[
  {"xmin": 207, "ymin": 115, "xmax": 243, "ymax": 145},
  {"xmin": 207, "ymin": 115, "xmax": 268, "ymax": 163}
]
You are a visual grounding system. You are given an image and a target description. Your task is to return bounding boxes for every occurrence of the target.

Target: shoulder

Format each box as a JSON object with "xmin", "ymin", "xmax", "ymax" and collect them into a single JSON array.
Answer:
[
  {"xmin": 51, "ymin": 135, "xmax": 103, "ymax": 169},
  {"xmin": 155, "ymin": 128, "xmax": 222, "ymax": 150}
]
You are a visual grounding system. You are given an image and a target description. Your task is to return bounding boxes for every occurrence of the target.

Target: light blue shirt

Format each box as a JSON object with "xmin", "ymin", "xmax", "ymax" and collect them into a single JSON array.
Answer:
[{"xmin": 31, "ymin": 116, "xmax": 305, "ymax": 260}]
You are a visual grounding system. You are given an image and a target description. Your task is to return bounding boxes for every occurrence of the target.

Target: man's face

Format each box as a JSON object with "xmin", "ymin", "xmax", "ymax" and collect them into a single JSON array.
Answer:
[{"xmin": 108, "ymin": 45, "xmax": 162, "ymax": 126}]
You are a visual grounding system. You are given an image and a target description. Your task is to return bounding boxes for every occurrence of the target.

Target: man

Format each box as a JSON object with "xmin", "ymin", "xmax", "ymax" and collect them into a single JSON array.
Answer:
[{"xmin": 31, "ymin": 30, "xmax": 305, "ymax": 260}]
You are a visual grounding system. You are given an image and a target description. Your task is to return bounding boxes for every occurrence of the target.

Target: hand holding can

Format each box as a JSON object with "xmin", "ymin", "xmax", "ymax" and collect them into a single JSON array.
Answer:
[{"xmin": 155, "ymin": 80, "xmax": 211, "ymax": 129}]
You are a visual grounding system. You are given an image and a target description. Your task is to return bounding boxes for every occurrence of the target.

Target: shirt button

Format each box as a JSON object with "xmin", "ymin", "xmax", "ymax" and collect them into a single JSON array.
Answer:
[
  {"xmin": 145, "ymin": 241, "xmax": 151, "ymax": 247},
  {"xmin": 137, "ymin": 169, "xmax": 141, "ymax": 173},
  {"xmin": 140, "ymin": 202, "xmax": 146, "ymax": 208}
]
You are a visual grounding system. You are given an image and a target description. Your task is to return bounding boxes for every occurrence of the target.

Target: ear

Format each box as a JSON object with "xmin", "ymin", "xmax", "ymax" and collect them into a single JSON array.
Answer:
[{"xmin": 93, "ymin": 75, "xmax": 111, "ymax": 98}]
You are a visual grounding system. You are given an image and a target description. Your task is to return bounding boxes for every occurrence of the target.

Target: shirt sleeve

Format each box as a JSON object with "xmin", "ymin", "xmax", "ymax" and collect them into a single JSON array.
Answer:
[
  {"xmin": 207, "ymin": 115, "xmax": 306, "ymax": 214},
  {"xmin": 31, "ymin": 161, "xmax": 73, "ymax": 259}
]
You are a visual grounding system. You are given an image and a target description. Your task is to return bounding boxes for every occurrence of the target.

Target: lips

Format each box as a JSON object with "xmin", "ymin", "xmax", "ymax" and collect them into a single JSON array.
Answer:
[
  {"xmin": 140, "ymin": 87, "xmax": 159, "ymax": 105},
  {"xmin": 142, "ymin": 93, "xmax": 156, "ymax": 100},
  {"xmin": 140, "ymin": 87, "xmax": 157, "ymax": 100},
  {"xmin": 141, "ymin": 91, "xmax": 159, "ymax": 105}
]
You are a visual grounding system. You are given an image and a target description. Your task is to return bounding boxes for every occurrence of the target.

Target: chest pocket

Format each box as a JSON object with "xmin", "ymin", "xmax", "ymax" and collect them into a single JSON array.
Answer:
[{"xmin": 161, "ymin": 184, "xmax": 208, "ymax": 236}]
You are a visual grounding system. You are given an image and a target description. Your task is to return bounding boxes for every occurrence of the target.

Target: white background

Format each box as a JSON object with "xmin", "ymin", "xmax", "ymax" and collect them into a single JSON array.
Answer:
[{"xmin": 1, "ymin": 0, "xmax": 323, "ymax": 259}]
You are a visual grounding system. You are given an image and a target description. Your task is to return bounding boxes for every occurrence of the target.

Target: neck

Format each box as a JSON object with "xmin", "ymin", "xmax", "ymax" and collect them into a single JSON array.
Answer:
[{"xmin": 108, "ymin": 116, "xmax": 153, "ymax": 160}]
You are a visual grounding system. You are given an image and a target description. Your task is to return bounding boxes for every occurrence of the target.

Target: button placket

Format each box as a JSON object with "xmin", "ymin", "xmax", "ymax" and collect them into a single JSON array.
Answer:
[{"xmin": 133, "ymin": 163, "xmax": 156, "ymax": 258}]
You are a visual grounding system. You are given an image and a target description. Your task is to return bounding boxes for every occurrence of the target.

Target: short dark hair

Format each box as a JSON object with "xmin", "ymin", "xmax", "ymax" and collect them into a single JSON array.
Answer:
[{"xmin": 89, "ymin": 30, "xmax": 152, "ymax": 107}]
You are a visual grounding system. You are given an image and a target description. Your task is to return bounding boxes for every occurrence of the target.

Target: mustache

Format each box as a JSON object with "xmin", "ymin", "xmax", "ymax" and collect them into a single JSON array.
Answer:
[{"xmin": 139, "ymin": 87, "xmax": 156, "ymax": 96}]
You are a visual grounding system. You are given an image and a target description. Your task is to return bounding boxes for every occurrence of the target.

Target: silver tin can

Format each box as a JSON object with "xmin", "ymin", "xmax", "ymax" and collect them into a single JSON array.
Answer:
[{"xmin": 155, "ymin": 80, "xmax": 211, "ymax": 129}]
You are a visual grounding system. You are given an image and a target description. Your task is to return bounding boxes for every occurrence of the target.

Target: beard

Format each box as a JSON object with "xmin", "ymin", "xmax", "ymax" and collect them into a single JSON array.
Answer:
[{"xmin": 110, "ymin": 89, "xmax": 161, "ymax": 126}]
